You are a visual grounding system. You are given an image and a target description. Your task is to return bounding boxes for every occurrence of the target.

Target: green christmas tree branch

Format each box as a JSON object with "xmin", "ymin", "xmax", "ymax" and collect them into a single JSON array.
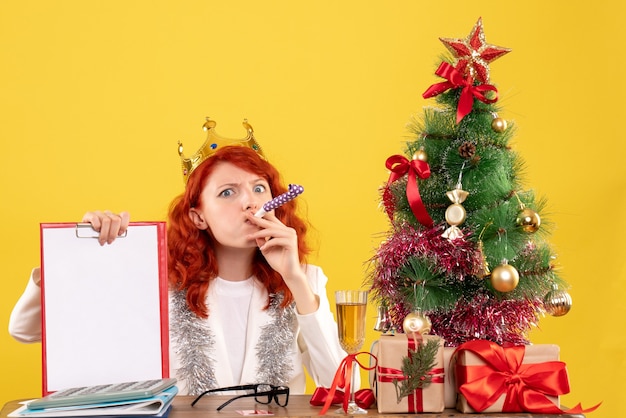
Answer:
[{"xmin": 392, "ymin": 338, "xmax": 441, "ymax": 403}]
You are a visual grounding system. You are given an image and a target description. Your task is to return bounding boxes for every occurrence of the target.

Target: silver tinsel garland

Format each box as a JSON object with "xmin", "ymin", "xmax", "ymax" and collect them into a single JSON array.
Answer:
[
  {"xmin": 170, "ymin": 290, "xmax": 218, "ymax": 395},
  {"xmin": 170, "ymin": 289, "xmax": 296, "ymax": 395},
  {"xmin": 255, "ymin": 293, "xmax": 296, "ymax": 386}
]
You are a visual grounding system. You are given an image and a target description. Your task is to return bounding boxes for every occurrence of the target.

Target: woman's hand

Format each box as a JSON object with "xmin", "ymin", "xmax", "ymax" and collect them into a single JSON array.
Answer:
[
  {"xmin": 246, "ymin": 212, "xmax": 319, "ymax": 314},
  {"xmin": 246, "ymin": 212, "xmax": 301, "ymax": 278},
  {"xmin": 82, "ymin": 211, "xmax": 130, "ymax": 246}
]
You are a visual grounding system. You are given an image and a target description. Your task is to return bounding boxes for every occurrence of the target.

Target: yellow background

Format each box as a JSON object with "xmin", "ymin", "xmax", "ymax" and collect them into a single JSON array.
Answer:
[{"xmin": 1, "ymin": 1, "xmax": 622, "ymax": 416}]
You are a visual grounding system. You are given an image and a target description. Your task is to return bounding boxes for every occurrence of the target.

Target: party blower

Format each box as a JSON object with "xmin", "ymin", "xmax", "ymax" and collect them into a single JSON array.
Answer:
[{"xmin": 254, "ymin": 184, "xmax": 304, "ymax": 218}]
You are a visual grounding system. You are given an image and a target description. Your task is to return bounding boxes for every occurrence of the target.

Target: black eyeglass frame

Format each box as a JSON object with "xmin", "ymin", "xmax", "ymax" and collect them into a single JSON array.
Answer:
[{"xmin": 191, "ymin": 384, "xmax": 290, "ymax": 411}]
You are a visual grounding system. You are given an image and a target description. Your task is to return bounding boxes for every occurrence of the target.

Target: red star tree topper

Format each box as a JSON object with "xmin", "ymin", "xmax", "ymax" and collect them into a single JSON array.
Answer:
[{"xmin": 439, "ymin": 17, "xmax": 511, "ymax": 84}]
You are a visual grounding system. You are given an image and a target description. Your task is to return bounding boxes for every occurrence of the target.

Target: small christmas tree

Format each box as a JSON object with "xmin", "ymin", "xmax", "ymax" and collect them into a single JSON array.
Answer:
[{"xmin": 368, "ymin": 18, "xmax": 572, "ymax": 346}]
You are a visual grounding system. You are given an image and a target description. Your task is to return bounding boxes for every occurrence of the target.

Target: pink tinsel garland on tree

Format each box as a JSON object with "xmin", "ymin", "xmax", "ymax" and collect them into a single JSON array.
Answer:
[{"xmin": 368, "ymin": 223, "xmax": 542, "ymax": 346}]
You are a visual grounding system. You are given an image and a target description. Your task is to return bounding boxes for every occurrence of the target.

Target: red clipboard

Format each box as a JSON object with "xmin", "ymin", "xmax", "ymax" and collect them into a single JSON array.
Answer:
[{"xmin": 40, "ymin": 222, "xmax": 169, "ymax": 395}]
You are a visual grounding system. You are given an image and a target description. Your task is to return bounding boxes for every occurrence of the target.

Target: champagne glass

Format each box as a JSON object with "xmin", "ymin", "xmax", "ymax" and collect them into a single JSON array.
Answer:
[{"xmin": 335, "ymin": 290, "xmax": 368, "ymax": 414}]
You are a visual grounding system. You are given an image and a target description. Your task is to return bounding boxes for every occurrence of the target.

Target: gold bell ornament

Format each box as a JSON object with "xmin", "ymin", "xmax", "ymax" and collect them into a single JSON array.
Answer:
[
  {"xmin": 476, "ymin": 240, "xmax": 491, "ymax": 279},
  {"xmin": 475, "ymin": 223, "xmax": 494, "ymax": 279},
  {"xmin": 543, "ymin": 285, "xmax": 572, "ymax": 317}
]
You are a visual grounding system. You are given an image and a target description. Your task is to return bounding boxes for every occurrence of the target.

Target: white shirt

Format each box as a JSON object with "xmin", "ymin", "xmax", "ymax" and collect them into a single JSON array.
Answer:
[{"xmin": 212, "ymin": 276, "xmax": 254, "ymax": 382}]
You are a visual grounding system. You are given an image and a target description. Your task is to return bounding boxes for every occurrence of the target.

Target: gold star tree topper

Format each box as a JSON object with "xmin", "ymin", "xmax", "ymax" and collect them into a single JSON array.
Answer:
[{"xmin": 439, "ymin": 17, "xmax": 511, "ymax": 84}]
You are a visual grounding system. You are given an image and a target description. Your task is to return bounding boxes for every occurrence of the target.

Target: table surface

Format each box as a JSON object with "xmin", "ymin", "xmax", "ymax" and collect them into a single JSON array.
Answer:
[{"xmin": 1, "ymin": 396, "xmax": 585, "ymax": 418}]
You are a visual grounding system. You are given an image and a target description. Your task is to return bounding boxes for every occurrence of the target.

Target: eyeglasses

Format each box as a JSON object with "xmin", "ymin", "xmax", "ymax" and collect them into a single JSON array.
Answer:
[{"xmin": 191, "ymin": 384, "xmax": 290, "ymax": 411}]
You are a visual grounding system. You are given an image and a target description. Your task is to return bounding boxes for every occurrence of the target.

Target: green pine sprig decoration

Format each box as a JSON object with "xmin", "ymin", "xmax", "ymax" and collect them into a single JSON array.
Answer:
[{"xmin": 392, "ymin": 338, "xmax": 440, "ymax": 403}]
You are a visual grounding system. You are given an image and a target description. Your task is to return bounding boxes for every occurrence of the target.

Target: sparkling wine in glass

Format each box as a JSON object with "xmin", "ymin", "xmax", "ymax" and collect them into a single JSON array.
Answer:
[{"xmin": 335, "ymin": 290, "xmax": 368, "ymax": 414}]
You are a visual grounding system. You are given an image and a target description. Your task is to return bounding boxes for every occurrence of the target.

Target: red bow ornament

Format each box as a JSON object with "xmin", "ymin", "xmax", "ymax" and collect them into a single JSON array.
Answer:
[
  {"xmin": 316, "ymin": 352, "xmax": 377, "ymax": 415},
  {"xmin": 422, "ymin": 61, "xmax": 499, "ymax": 124},
  {"xmin": 310, "ymin": 387, "xmax": 375, "ymax": 410},
  {"xmin": 454, "ymin": 340, "xmax": 600, "ymax": 414},
  {"xmin": 385, "ymin": 154, "xmax": 433, "ymax": 227}
]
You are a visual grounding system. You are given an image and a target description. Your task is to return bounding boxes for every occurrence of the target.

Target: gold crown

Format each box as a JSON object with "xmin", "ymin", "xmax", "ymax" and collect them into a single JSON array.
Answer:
[{"xmin": 178, "ymin": 117, "xmax": 265, "ymax": 183}]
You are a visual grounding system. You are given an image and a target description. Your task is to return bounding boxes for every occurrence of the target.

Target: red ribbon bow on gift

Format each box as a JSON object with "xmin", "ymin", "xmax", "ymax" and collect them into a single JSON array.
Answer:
[
  {"xmin": 310, "ymin": 387, "xmax": 375, "ymax": 410},
  {"xmin": 385, "ymin": 154, "xmax": 433, "ymax": 227},
  {"xmin": 377, "ymin": 366, "xmax": 444, "ymax": 413},
  {"xmin": 316, "ymin": 352, "xmax": 377, "ymax": 415},
  {"xmin": 422, "ymin": 61, "xmax": 499, "ymax": 124},
  {"xmin": 454, "ymin": 340, "xmax": 601, "ymax": 414}
]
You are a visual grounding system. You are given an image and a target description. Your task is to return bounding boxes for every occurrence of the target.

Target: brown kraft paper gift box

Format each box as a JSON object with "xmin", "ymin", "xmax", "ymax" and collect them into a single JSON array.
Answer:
[
  {"xmin": 455, "ymin": 342, "xmax": 561, "ymax": 413},
  {"xmin": 443, "ymin": 346, "xmax": 457, "ymax": 408},
  {"xmin": 374, "ymin": 334, "xmax": 445, "ymax": 413}
]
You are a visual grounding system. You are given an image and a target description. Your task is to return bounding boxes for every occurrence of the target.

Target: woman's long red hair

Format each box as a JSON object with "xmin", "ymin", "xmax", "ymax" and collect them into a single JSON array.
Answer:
[{"xmin": 167, "ymin": 146, "xmax": 310, "ymax": 318}]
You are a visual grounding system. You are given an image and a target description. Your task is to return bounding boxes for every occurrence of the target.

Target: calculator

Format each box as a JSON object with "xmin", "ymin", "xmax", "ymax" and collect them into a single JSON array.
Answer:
[{"xmin": 27, "ymin": 378, "xmax": 178, "ymax": 410}]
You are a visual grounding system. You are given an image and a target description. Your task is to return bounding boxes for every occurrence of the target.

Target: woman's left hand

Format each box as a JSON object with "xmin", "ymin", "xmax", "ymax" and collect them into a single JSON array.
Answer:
[
  {"xmin": 245, "ymin": 212, "xmax": 302, "ymax": 280},
  {"xmin": 245, "ymin": 212, "xmax": 319, "ymax": 315}
]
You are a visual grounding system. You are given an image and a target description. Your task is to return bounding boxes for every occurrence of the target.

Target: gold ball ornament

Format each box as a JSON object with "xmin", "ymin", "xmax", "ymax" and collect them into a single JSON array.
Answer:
[
  {"xmin": 402, "ymin": 311, "xmax": 432, "ymax": 335},
  {"xmin": 491, "ymin": 117, "xmax": 507, "ymax": 133},
  {"xmin": 413, "ymin": 148, "xmax": 428, "ymax": 162},
  {"xmin": 516, "ymin": 208, "xmax": 541, "ymax": 233},
  {"xmin": 544, "ymin": 288, "xmax": 572, "ymax": 317},
  {"xmin": 490, "ymin": 263, "xmax": 519, "ymax": 292}
]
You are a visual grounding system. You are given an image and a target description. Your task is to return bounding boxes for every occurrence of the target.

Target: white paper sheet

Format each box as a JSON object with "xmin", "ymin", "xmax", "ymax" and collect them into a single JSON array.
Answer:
[{"xmin": 40, "ymin": 223, "xmax": 168, "ymax": 394}]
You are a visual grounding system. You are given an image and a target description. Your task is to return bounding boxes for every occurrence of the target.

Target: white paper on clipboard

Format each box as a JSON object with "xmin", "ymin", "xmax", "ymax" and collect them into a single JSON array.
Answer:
[{"xmin": 40, "ymin": 222, "xmax": 169, "ymax": 395}]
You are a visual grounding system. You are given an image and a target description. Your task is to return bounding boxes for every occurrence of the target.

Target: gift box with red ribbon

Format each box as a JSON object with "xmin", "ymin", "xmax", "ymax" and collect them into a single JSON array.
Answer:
[
  {"xmin": 373, "ymin": 334, "xmax": 445, "ymax": 413},
  {"xmin": 443, "ymin": 346, "xmax": 457, "ymax": 408},
  {"xmin": 455, "ymin": 340, "xmax": 565, "ymax": 413}
]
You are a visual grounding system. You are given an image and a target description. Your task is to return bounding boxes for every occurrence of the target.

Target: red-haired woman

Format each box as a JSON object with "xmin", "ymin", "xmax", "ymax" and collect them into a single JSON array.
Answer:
[{"xmin": 9, "ymin": 145, "xmax": 347, "ymax": 395}]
